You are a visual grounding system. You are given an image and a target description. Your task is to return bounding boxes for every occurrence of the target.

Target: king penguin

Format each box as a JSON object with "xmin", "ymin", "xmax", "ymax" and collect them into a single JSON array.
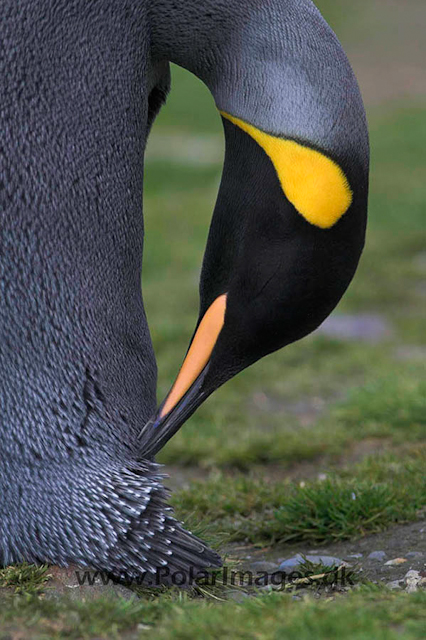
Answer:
[{"xmin": 1, "ymin": 0, "xmax": 369, "ymax": 578}]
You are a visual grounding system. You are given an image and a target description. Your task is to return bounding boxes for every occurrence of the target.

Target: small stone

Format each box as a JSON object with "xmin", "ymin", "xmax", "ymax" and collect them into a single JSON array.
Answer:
[
  {"xmin": 278, "ymin": 555, "xmax": 345, "ymax": 571},
  {"xmin": 386, "ymin": 580, "xmax": 403, "ymax": 590},
  {"xmin": 368, "ymin": 551, "xmax": 387, "ymax": 562},
  {"xmin": 404, "ymin": 570, "xmax": 420, "ymax": 579},
  {"xmin": 385, "ymin": 558, "xmax": 407, "ymax": 566},
  {"xmin": 406, "ymin": 551, "xmax": 423, "ymax": 559},
  {"xmin": 346, "ymin": 554, "xmax": 363, "ymax": 559},
  {"xmin": 278, "ymin": 554, "xmax": 305, "ymax": 570},
  {"xmin": 305, "ymin": 555, "xmax": 346, "ymax": 568},
  {"xmin": 249, "ymin": 561, "xmax": 280, "ymax": 573},
  {"xmin": 404, "ymin": 570, "xmax": 421, "ymax": 593},
  {"xmin": 227, "ymin": 590, "xmax": 249, "ymax": 603},
  {"xmin": 258, "ymin": 584, "xmax": 273, "ymax": 592}
]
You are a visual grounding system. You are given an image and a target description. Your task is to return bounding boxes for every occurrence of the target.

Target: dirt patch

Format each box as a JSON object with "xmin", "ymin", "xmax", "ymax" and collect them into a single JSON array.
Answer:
[
  {"xmin": 248, "ymin": 389, "xmax": 344, "ymax": 427},
  {"xmin": 227, "ymin": 519, "xmax": 426, "ymax": 593},
  {"xmin": 316, "ymin": 314, "xmax": 393, "ymax": 342}
]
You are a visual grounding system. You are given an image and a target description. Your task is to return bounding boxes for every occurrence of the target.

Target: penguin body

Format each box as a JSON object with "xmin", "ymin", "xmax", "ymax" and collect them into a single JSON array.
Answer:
[
  {"xmin": 1, "ymin": 0, "xmax": 368, "ymax": 576},
  {"xmin": 1, "ymin": 0, "xmax": 215, "ymax": 575}
]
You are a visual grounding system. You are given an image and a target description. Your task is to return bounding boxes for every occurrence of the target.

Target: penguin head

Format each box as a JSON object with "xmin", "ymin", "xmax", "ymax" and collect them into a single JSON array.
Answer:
[
  {"xmin": 138, "ymin": 108, "xmax": 368, "ymax": 458},
  {"xmin": 139, "ymin": 0, "xmax": 369, "ymax": 457}
]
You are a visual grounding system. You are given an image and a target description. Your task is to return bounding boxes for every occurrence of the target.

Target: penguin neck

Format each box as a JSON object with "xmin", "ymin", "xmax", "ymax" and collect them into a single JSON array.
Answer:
[{"xmin": 151, "ymin": 0, "xmax": 368, "ymax": 168}]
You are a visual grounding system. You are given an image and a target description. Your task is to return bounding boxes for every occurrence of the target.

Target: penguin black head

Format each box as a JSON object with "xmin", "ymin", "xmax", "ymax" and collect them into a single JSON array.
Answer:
[{"xmin": 139, "ymin": 3, "xmax": 369, "ymax": 457}]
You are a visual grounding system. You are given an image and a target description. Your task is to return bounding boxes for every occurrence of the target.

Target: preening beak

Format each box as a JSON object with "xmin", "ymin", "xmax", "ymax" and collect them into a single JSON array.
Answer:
[
  {"xmin": 138, "ymin": 294, "xmax": 227, "ymax": 458},
  {"xmin": 138, "ymin": 362, "xmax": 210, "ymax": 459}
]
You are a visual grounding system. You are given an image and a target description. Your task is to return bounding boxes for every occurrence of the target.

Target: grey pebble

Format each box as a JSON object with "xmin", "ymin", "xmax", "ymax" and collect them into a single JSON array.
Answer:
[
  {"xmin": 278, "ymin": 554, "xmax": 344, "ymax": 570},
  {"xmin": 405, "ymin": 570, "xmax": 421, "ymax": 580},
  {"xmin": 406, "ymin": 551, "xmax": 423, "ymax": 559},
  {"xmin": 227, "ymin": 590, "xmax": 250, "ymax": 603},
  {"xmin": 404, "ymin": 570, "xmax": 422, "ymax": 593},
  {"xmin": 386, "ymin": 580, "xmax": 403, "ymax": 590},
  {"xmin": 346, "ymin": 553, "xmax": 363, "ymax": 559},
  {"xmin": 368, "ymin": 551, "xmax": 387, "ymax": 561}
]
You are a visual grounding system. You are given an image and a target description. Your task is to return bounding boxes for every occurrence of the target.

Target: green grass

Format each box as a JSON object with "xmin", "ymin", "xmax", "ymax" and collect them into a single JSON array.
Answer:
[
  {"xmin": 1, "ymin": 587, "xmax": 425, "ymax": 639},
  {"xmin": 0, "ymin": 563, "xmax": 50, "ymax": 596},
  {"xmin": 144, "ymin": 587, "xmax": 426, "ymax": 640},
  {"xmin": 172, "ymin": 446, "xmax": 426, "ymax": 544},
  {"xmin": 0, "ymin": 594, "xmax": 160, "ymax": 639},
  {"xmin": 333, "ymin": 371, "xmax": 426, "ymax": 441}
]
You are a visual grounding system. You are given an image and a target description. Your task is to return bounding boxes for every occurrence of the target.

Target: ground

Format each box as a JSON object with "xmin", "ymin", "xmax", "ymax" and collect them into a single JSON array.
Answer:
[{"xmin": 1, "ymin": 0, "xmax": 425, "ymax": 638}]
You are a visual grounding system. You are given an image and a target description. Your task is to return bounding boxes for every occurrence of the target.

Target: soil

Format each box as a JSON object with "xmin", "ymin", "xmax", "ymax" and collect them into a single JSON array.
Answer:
[{"xmin": 232, "ymin": 519, "xmax": 426, "ymax": 588}]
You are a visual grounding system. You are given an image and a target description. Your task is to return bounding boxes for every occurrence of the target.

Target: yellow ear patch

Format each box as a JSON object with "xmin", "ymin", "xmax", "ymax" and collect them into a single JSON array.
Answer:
[{"xmin": 221, "ymin": 112, "xmax": 352, "ymax": 229}]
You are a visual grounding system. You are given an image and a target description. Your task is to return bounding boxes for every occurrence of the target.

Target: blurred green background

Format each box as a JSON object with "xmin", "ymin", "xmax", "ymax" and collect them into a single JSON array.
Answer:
[{"xmin": 142, "ymin": 0, "xmax": 426, "ymax": 469}]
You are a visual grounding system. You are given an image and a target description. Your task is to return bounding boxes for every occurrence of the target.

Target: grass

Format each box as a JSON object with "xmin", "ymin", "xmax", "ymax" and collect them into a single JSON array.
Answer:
[
  {"xmin": 0, "ymin": 563, "xmax": 50, "ymax": 596},
  {"xmin": 154, "ymin": 354, "xmax": 425, "ymax": 468},
  {"xmin": 172, "ymin": 446, "xmax": 426, "ymax": 544},
  {"xmin": 0, "ymin": 594, "xmax": 159, "ymax": 639},
  {"xmin": 144, "ymin": 587, "xmax": 426, "ymax": 640},
  {"xmin": 332, "ymin": 371, "xmax": 426, "ymax": 441},
  {"xmin": 1, "ymin": 587, "xmax": 425, "ymax": 639}
]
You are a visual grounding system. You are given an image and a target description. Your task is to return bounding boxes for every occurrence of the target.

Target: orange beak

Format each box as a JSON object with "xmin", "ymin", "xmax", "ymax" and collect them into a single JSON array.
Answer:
[{"xmin": 138, "ymin": 293, "xmax": 227, "ymax": 457}]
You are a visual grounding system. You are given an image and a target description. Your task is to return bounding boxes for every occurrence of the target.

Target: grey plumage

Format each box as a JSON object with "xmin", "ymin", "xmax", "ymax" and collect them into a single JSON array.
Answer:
[
  {"xmin": 1, "ymin": 457, "xmax": 219, "ymax": 576},
  {"xmin": 1, "ymin": 0, "xmax": 219, "ymax": 578},
  {"xmin": 1, "ymin": 0, "xmax": 367, "ymax": 579}
]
